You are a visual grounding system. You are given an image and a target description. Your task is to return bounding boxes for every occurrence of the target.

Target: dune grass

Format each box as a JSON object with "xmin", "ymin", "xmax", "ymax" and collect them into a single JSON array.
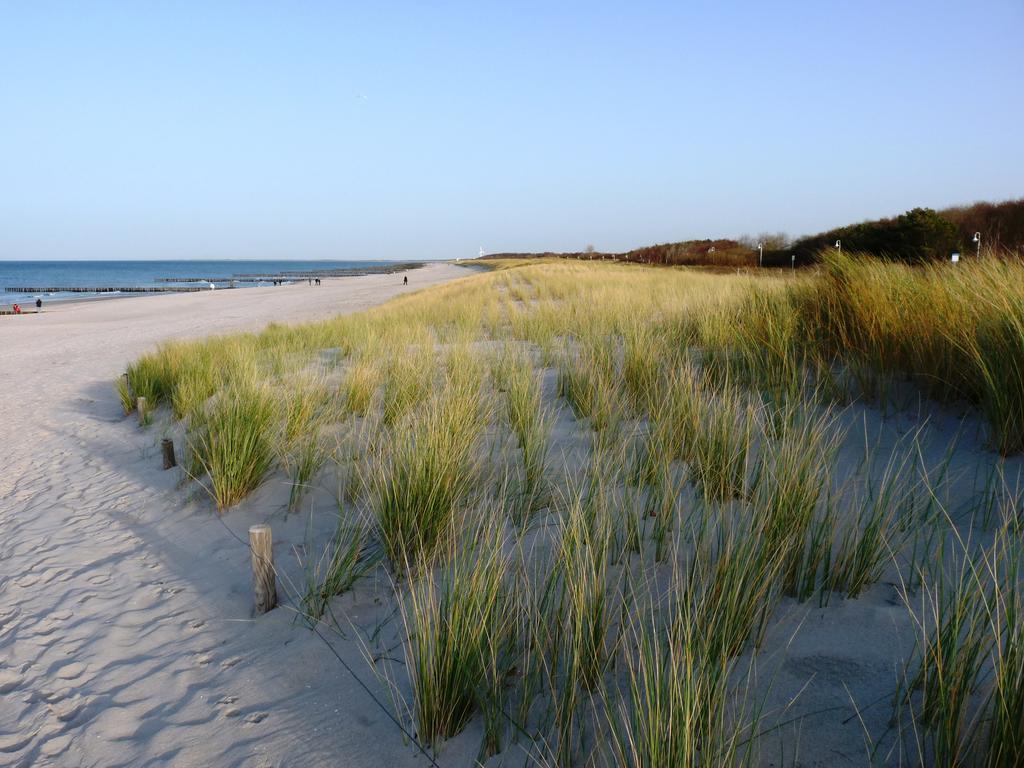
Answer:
[
  {"xmin": 398, "ymin": 512, "xmax": 514, "ymax": 751},
  {"xmin": 791, "ymin": 252, "xmax": 1024, "ymax": 454},
  {"xmin": 192, "ymin": 380, "xmax": 276, "ymax": 509},
  {"xmin": 302, "ymin": 514, "xmax": 378, "ymax": 621},
  {"xmin": 494, "ymin": 349, "xmax": 553, "ymax": 520},
  {"xmin": 367, "ymin": 372, "xmax": 488, "ymax": 571},
  {"xmin": 125, "ymin": 255, "xmax": 1024, "ymax": 765}
]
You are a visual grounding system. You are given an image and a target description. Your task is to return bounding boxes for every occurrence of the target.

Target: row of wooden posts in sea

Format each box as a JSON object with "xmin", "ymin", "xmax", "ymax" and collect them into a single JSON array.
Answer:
[
  {"xmin": 3, "ymin": 286, "xmax": 212, "ymax": 294},
  {"xmin": 154, "ymin": 262, "xmax": 425, "ymax": 282}
]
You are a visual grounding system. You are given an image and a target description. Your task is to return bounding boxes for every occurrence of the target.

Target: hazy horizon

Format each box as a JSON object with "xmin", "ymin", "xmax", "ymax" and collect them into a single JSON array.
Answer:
[{"xmin": 3, "ymin": 1, "xmax": 1022, "ymax": 261}]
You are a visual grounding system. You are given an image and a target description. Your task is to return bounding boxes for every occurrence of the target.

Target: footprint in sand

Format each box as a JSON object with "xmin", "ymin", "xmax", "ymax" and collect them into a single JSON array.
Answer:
[
  {"xmin": 195, "ymin": 653, "xmax": 214, "ymax": 666},
  {"xmin": 215, "ymin": 695, "xmax": 240, "ymax": 718},
  {"xmin": 188, "ymin": 619, "xmax": 205, "ymax": 630},
  {"xmin": 220, "ymin": 657, "xmax": 242, "ymax": 670},
  {"xmin": 244, "ymin": 712, "xmax": 268, "ymax": 725},
  {"xmin": 50, "ymin": 609, "xmax": 73, "ymax": 622},
  {"xmin": 87, "ymin": 573, "xmax": 111, "ymax": 585}
]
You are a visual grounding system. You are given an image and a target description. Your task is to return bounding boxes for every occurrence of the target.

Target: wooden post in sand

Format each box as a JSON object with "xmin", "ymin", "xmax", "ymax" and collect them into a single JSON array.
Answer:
[
  {"xmin": 136, "ymin": 396, "xmax": 147, "ymax": 426},
  {"xmin": 122, "ymin": 372, "xmax": 133, "ymax": 400},
  {"xmin": 161, "ymin": 438, "xmax": 176, "ymax": 469},
  {"xmin": 249, "ymin": 524, "xmax": 276, "ymax": 614}
]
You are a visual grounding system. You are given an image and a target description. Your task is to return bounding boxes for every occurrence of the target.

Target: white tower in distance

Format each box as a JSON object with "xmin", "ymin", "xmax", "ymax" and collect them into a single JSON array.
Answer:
[{"xmin": 478, "ymin": 246, "xmax": 485, "ymax": 259}]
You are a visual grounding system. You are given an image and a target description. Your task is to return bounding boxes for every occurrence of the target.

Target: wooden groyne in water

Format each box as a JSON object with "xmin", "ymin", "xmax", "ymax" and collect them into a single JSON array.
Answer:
[
  {"xmin": 4, "ymin": 286, "xmax": 211, "ymax": 294},
  {"xmin": 153, "ymin": 262, "xmax": 425, "ymax": 283},
  {"xmin": 154, "ymin": 277, "xmax": 249, "ymax": 283}
]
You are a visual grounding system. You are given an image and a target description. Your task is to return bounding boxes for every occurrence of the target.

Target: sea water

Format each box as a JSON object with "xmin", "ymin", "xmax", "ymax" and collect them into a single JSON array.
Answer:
[{"xmin": 0, "ymin": 260, "xmax": 408, "ymax": 305}]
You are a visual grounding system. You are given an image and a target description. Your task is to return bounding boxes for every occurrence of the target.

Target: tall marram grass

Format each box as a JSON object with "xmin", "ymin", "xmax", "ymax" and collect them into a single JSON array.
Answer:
[
  {"xmin": 752, "ymin": 402, "xmax": 842, "ymax": 600},
  {"xmin": 193, "ymin": 380, "xmax": 276, "ymax": 509},
  {"xmin": 793, "ymin": 252, "xmax": 1024, "ymax": 454},
  {"xmin": 397, "ymin": 511, "xmax": 515, "ymax": 753},
  {"xmin": 367, "ymin": 373, "xmax": 488, "ymax": 570},
  {"xmin": 494, "ymin": 349, "xmax": 553, "ymax": 519}
]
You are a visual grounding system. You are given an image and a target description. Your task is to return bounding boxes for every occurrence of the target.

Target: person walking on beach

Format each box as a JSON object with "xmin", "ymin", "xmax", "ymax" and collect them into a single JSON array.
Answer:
[
  {"xmin": 403, "ymin": 275, "xmax": 408, "ymax": 286},
  {"xmin": 35, "ymin": 298, "xmax": 42, "ymax": 310}
]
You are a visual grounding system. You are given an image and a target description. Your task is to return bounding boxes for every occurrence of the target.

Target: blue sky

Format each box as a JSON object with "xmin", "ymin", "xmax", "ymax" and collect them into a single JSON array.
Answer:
[{"xmin": 2, "ymin": 1, "xmax": 1021, "ymax": 260}]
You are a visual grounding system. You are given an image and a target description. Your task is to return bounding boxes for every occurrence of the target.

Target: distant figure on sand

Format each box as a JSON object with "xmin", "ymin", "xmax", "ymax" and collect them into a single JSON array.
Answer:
[
  {"xmin": 315, "ymin": 278, "xmax": 321, "ymax": 286},
  {"xmin": 403, "ymin": 275, "xmax": 408, "ymax": 286},
  {"xmin": 36, "ymin": 298, "xmax": 42, "ymax": 310}
]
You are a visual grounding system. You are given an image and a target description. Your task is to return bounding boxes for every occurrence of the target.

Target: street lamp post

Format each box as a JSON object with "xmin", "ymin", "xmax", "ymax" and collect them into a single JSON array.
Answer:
[
  {"xmin": 973, "ymin": 232, "xmax": 982, "ymax": 259},
  {"xmin": 757, "ymin": 242, "xmax": 763, "ymax": 268},
  {"xmin": 835, "ymin": 239, "xmax": 842, "ymax": 256}
]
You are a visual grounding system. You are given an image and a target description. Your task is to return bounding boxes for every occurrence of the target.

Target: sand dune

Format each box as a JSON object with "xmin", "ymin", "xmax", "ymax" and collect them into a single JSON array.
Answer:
[{"xmin": 0, "ymin": 263, "xmax": 472, "ymax": 767}]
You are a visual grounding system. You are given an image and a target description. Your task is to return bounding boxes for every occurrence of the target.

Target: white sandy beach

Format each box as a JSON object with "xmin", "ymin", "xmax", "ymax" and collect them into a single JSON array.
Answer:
[{"xmin": 0, "ymin": 263, "xmax": 473, "ymax": 767}]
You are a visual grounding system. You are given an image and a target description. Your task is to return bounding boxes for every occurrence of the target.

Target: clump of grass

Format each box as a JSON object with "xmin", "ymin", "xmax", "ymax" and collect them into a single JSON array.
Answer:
[
  {"xmin": 285, "ymin": 435, "xmax": 326, "ymax": 512},
  {"xmin": 752, "ymin": 402, "xmax": 842, "ymax": 600},
  {"xmin": 633, "ymin": 362, "xmax": 704, "ymax": 479},
  {"xmin": 115, "ymin": 376, "xmax": 134, "ymax": 414},
  {"xmin": 531, "ymin": 493, "xmax": 620, "ymax": 765},
  {"xmin": 604, "ymin": 510, "xmax": 779, "ymax": 767},
  {"xmin": 126, "ymin": 349, "xmax": 175, "ymax": 407},
  {"xmin": 900, "ymin": 532, "xmax": 997, "ymax": 766},
  {"xmin": 622, "ymin": 321, "xmax": 666, "ymax": 413},
  {"xmin": 689, "ymin": 382, "xmax": 759, "ymax": 503},
  {"xmin": 381, "ymin": 351, "xmax": 436, "ymax": 426},
  {"xmin": 986, "ymin": 520, "xmax": 1024, "ymax": 768},
  {"xmin": 690, "ymin": 513, "xmax": 782, "ymax": 659},
  {"xmin": 193, "ymin": 381, "xmax": 276, "ymax": 509},
  {"xmin": 971, "ymin": 304, "xmax": 1024, "ymax": 455},
  {"xmin": 604, "ymin": 584, "xmax": 761, "ymax": 768},
  {"xmin": 399, "ymin": 516, "xmax": 515, "ymax": 752},
  {"xmin": 302, "ymin": 514, "xmax": 379, "ymax": 621},
  {"xmin": 341, "ymin": 356, "xmax": 379, "ymax": 417},
  {"xmin": 170, "ymin": 363, "xmax": 219, "ymax": 420},
  {"xmin": 557, "ymin": 340, "xmax": 622, "ymax": 434},
  {"xmin": 732, "ymin": 289, "xmax": 811, "ymax": 402},
  {"xmin": 281, "ymin": 379, "xmax": 332, "ymax": 445},
  {"xmin": 497, "ymin": 350, "xmax": 553, "ymax": 520},
  {"xmin": 827, "ymin": 440, "xmax": 922, "ymax": 600},
  {"xmin": 368, "ymin": 379, "xmax": 486, "ymax": 570}
]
